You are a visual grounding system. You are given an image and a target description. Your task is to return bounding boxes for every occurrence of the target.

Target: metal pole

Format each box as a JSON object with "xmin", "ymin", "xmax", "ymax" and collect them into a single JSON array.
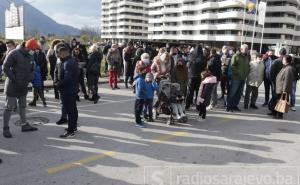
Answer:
[
  {"xmin": 241, "ymin": 0, "xmax": 247, "ymax": 46},
  {"xmin": 251, "ymin": 1, "xmax": 259, "ymax": 51},
  {"xmin": 259, "ymin": 23, "xmax": 265, "ymax": 54}
]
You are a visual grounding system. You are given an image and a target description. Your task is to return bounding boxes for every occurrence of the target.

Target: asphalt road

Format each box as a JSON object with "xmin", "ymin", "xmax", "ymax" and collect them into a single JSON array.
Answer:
[{"xmin": 0, "ymin": 83, "xmax": 299, "ymax": 185}]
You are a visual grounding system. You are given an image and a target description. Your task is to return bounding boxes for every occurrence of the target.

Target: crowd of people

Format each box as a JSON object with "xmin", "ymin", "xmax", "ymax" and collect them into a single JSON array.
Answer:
[{"xmin": 0, "ymin": 37, "xmax": 299, "ymax": 164}]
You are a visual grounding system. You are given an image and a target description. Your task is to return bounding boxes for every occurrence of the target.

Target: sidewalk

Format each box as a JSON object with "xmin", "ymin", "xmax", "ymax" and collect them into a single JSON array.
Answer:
[{"xmin": 0, "ymin": 77, "xmax": 115, "ymax": 92}]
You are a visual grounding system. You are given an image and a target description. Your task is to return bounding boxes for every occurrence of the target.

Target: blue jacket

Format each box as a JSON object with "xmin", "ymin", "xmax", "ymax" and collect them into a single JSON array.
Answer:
[
  {"xmin": 145, "ymin": 81, "xmax": 159, "ymax": 99},
  {"xmin": 134, "ymin": 75, "xmax": 147, "ymax": 99},
  {"xmin": 32, "ymin": 63, "xmax": 43, "ymax": 87}
]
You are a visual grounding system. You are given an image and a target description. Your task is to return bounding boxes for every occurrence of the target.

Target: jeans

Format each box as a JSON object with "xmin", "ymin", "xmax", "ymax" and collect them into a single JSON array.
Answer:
[
  {"xmin": 78, "ymin": 68, "xmax": 87, "ymax": 96},
  {"xmin": 31, "ymin": 86, "xmax": 46, "ymax": 104},
  {"xmin": 135, "ymin": 99, "xmax": 145, "ymax": 124},
  {"xmin": 264, "ymin": 78, "xmax": 272, "ymax": 103},
  {"xmin": 171, "ymin": 103, "xmax": 184, "ymax": 117},
  {"xmin": 143, "ymin": 99, "xmax": 153, "ymax": 118},
  {"xmin": 244, "ymin": 85, "xmax": 258, "ymax": 106},
  {"xmin": 87, "ymin": 74, "xmax": 99, "ymax": 96},
  {"xmin": 210, "ymin": 81, "xmax": 219, "ymax": 107},
  {"xmin": 290, "ymin": 81, "xmax": 297, "ymax": 107},
  {"xmin": 61, "ymin": 93, "xmax": 78, "ymax": 132},
  {"xmin": 3, "ymin": 95, "xmax": 27, "ymax": 129},
  {"xmin": 227, "ymin": 80, "xmax": 245, "ymax": 108},
  {"xmin": 186, "ymin": 77, "xmax": 201, "ymax": 108}
]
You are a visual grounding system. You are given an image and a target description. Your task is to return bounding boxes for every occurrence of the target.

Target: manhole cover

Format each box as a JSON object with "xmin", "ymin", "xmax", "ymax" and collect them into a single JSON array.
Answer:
[{"xmin": 15, "ymin": 117, "xmax": 50, "ymax": 126}]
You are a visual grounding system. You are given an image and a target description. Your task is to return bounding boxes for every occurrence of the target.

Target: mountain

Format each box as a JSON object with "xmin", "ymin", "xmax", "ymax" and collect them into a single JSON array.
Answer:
[{"xmin": 0, "ymin": 0, "xmax": 80, "ymax": 36}]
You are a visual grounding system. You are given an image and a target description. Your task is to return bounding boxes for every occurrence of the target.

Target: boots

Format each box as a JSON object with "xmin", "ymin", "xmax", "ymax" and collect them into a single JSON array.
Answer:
[
  {"xmin": 21, "ymin": 123, "xmax": 38, "ymax": 132},
  {"xmin": 3, "ymin": 127, "xmax": 12, "ymax": 138}
]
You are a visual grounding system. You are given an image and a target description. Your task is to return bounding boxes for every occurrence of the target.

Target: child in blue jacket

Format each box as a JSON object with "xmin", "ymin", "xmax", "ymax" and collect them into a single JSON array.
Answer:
[
  {"xmin": 29, "ymin": 61, "xmax": 47, "ymax": 107},
  {"xmin": 144, "ymin": 73, "xmax": 159, "ymax": 122},
  {"xmin": 134, "ymin": 68, "xmax": 147, "ymax": 128}
]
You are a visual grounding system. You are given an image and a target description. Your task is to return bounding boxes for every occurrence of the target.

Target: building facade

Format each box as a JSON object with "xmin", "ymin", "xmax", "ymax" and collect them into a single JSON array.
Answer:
[
  {"xmin": 101, "ymin": 0, "xmax": 151, "ymax": 42},
  {"xmin": 101, "ymin": 0, "xmax": 300, "ymax": 51},
  {"xmin": 148, "ymin": 0, "xmax": 300, "ymax": 50}
]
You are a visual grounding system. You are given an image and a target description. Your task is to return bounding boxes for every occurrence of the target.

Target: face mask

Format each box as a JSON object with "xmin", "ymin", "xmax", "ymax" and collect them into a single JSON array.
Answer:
[
  {"xmin": 143, "ymin": 59, "xmax": 150, "ymax": 65},
  {"xmin": 29, "ymin": 50, "xmax": 35, "ymax": 56}
]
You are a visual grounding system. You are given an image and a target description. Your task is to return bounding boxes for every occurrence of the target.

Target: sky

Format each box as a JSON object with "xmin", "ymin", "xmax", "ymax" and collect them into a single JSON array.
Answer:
[{"xmin": 24, "ymin": 0, "xmax": 101, "ymax": 29}]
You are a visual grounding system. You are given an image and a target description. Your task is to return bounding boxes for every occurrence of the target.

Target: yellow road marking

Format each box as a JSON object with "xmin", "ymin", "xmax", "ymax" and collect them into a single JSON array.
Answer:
[
  {"xmin": 47, "ymin": 151, "xmax": 116, "ymax": 174},
  {"xmin": 151, "ymin": 131, "xmax": 188, "ymax": 144},
  {"xmin": 47, "ymin": 131, "xmax": 188, "ymax": 174}
]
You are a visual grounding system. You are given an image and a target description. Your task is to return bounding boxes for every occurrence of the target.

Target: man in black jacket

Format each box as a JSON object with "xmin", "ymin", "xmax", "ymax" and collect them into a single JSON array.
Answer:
[
  {"xmin": 55, "ymin": 43, "xmax": 79, "ymax": 138},
  {"xmin": 185, "ymin": 45, "xmax": 206, "ymax": 110},
  {"xmin": 2, "ymin": 38, "xmax": 39, "ymax": 138}
]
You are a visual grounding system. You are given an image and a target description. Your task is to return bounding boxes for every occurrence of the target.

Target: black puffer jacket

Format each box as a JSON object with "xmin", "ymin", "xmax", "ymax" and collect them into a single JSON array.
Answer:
[
  {"xmin": 207, "ymin": 54, "xmax": 222, "ymax": 81},
  {"xmin": 3, "ymin": 47, "xmax": 34, "ymax": 97},
  {"xmin": 187, "ymin": 45, "xmax": 206, "ymax": 78}
]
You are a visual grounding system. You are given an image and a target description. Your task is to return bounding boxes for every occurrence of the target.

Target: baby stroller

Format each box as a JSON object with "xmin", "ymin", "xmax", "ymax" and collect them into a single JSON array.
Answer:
[{"xmin": 153, "ymin": 80, "xmax": 188, "ymax": 125}]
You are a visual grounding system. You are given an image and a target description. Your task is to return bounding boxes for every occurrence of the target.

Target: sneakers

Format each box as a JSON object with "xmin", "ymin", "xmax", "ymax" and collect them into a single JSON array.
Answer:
[
  {"xmin": 21, "ymin": 123, "xmax": 38, "ymax": 132},
  {"xmin": 206, "ymin": 105, "xmax": 214, "ymax": 111},
  {"xmin": 250, "ymin": 104, "xmax": 258, "ymax": 109},
  {"xmin": 60, "ymin": 132, "xmax": 75, "ymax": 138},
  {"xmin": 135, "ymin": 123, "xmax": 146, "ymax": 128},
  {"xmin": 56, "ymin": 118, "xmax": 68, "ymax": 125},
  {"xmin": 148, "ymin": 118, "xmax": 154, "ymax": 122},
  {"xmin": 291, "ymin": 107, "xmax": 296, "ymax": 112},
  {"xmin": 28, "ymin": 102, "xmax": 36, "ymax": 107},
  {"xmin": 3, "ymin": 127, "xmax": 12, "ymax": 138},
  {"xmin": 197, "ymin": 117, "xmax": 205, "ymax": 122},
  {"xmin": 65, "ymin": 128, "xmax": 78, "ymax": 133}
]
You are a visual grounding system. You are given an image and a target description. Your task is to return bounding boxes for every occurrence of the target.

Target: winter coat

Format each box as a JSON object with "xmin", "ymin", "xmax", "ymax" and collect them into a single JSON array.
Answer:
[
  {"xmin": 270, "ymin": 58, "xmax": 283, "ymax": 83},
  {"xmin": 123, "ymin": 47, "xmax": 135, "ymax": 76},
  {"xmin": 291, "ymin": 58, "xmax": 300, "ymax": 81},
  {"xmin": 171, "ymin": 65, "xmax": 188, "ymax": 93},
  {"xmin": 87, "ymin": 51, "xmax": 102, "ymax": 76},
  {"xmin": 32, "ymin": 63, "xmax": 43, "ymax": 87},
  {"xmin": 145, "ymin": 81, "xmax": 159, "ymax": 99},
  {"xmin": 275, "ymin": 65, "xmax": 294, "ymax": 94},
  {"xmin": 46, "ymin": 49, "xmax": 58, "ymax": 78},
  {"xmin": 187, "ymin": 55, "xmax": 206, "ymax": 78},
  {"xmin": 207, "ymin": 54, "xmax": 222, "ymax": 81},
  {"xmin": 246, "ymin": 60, "xmax": 265, "ymax": 87},
  {"xmin": 134, "ymin": 74, "xmax": 147, "ymax": 100},
  {"xmin": 107, "ymin": 48, "xmax": 122, "ymax": 71},
  {"xmin": 221, "ymin": 54, "xmax": 231, "ymax": 76},
  {"xmin": 263, "ymin": 55, "xmax": 277, "ymax": 80},
  {"xmin": 55, "ymin": 56, "xmax": 79, "ymax": 95},
  {"xmin": 231, "ymin": 52, "xmax": 250, "ymax": 80},
  {"xmin": 151, "ymin": 56, "xmax": 171, "ymax": 79},
  {"xmin": 197, "ymin": 75, "xmax": 217, "ymax": 106},
  {"xmin": 34, "ymin": 51, "xmax": 48, "ymax": 81},
  {"xmin": 3, "ymin": 47, "xmax": 34, "ymax": 97}
]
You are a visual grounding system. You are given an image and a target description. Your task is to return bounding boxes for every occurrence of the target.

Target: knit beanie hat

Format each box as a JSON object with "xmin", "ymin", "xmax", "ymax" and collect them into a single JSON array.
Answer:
[{"xmin": 25, "ymin": 38, "xmax": 39, "ymax": 50}]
